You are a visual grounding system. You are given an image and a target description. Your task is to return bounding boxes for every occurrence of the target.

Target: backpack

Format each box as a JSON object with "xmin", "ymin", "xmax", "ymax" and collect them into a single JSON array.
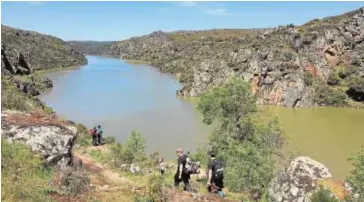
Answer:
[
  {"xmin": 212, "ymin": 159, "xmax": 224, "ymax": 180},
  {"xmin": 90, "ymin": 128, "xmax": 96, "ymax": 136},
  {"xmin": 183, "ymin": 154, "xmax": 201, "ymax": 174}
]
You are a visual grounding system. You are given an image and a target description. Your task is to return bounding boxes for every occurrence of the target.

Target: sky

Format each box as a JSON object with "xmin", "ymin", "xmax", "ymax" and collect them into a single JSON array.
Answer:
[{"xmin": 1, "ymin": 1, "xmax": 364, "ymax": 41}]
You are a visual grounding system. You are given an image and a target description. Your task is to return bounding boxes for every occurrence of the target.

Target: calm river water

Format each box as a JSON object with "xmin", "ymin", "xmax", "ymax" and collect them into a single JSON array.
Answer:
[{"xmin": 39, "ymin": 56, "xmax": 364, "ymax": 180}]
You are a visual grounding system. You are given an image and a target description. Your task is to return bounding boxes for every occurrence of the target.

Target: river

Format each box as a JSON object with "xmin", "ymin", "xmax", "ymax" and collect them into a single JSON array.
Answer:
[{"xmin": 39, "ymin": 56, "xmax": 364, "ymax": 180}]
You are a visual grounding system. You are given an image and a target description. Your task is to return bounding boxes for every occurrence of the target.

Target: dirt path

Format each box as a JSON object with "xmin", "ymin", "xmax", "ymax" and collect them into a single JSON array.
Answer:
[
  {"xmin": 74, "ymin": 146, "xmax": 134, "ymax": 187},
  {"xmin": 73, "ymin": 145, "xmax": 236, "ymax": 202}
]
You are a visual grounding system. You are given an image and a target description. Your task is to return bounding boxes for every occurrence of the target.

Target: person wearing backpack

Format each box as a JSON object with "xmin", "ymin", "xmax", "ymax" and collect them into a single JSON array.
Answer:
[
  {"xmin": 207, "ymin": 152, "xmax": 224, "ymax": 198},
  {"xmin": 90, "ymin": 126, "xmax": 97, "ymax": 146},
  {"xmin": 96, "ymin": 125, "xmax": 103, "ymax": 145},
  {"xmin": 174, "ymin": 148, "xmax": 190, "ymax": 191}
]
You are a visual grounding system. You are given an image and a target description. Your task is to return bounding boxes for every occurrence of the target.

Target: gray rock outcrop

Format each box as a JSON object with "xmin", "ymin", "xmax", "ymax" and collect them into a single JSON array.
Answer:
[
  {"xmin": 268, "ymin": 156, "xmax": 332, "ymax": 202},
  {"xmin": 1, "ymin": 110, "xmax": 77, "ymax": 167},
  {"xmin": 103, "ymin": 7, "xmax": 364, "ymax": 107}
]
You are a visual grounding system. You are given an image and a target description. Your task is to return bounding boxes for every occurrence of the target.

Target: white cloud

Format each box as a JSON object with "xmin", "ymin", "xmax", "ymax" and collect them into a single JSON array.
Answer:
[
  {"xmin": 28, "ymin": 1, "xmax": 43, "ymax": 5},
  {"xmin": 177, "ymin": 1, "xmax": 236, "ymax": 17}
]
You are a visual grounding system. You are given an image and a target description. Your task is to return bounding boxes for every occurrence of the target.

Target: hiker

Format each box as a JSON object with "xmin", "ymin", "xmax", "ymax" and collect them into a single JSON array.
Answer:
[
  {"xmin": 90, "ymin": 126, "xmax": 97, "ymax": 146},
  {"xmin": 96, "ymin": 125, "xmax": 104, "ymax": 145},
  {"xmin": 174, "ymin": 148, "xmax": 190, "ymax": 191},
  {"xmin": 207, "ymin": 152, "xmax": 224, "ymax": 198},
  {"xmin": 159, "ymin": 157, "xmax": 166, "ymax": 175}
]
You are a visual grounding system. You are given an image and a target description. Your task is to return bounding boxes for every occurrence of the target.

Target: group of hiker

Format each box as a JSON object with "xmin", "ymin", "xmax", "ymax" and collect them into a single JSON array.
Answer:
[
  {"xmin": 89, "ymin": 125, "xmax": 104, "ymax": 146},
  {"xmin": 160, "ymin": 148, "xmax": 225, "ymax": 198},
  {"xmin": 88, "ymin": 126, "xmax": 224, "ymax": 198}
]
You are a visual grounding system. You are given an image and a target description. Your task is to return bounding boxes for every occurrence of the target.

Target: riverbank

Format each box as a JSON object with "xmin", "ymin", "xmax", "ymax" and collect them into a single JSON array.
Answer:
[
  {"xmin": 37, "ymin": 55, "xmax": 364, "ymax": 180},
  {"xmin": 3, "ymin": 57, "xmax": 363, "ymax": 201}
]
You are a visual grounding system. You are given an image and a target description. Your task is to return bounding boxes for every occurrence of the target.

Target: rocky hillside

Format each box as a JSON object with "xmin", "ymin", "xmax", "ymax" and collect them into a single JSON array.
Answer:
[
  {"xmin": 103, "ymin": 7, "xmax": 364, "ymax": 107},
  {"xmin": 68, "ymin": 40, "xmax": 114, "ymax": 55},
  {"xmin": 1, "ymin": 25, "xmax": 87, "ymax": 74}
]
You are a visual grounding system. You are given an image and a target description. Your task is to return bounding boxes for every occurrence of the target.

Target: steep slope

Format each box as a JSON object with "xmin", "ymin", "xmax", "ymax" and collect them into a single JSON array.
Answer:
[
  {"xmin": 1, "ymin": 25, "xmax": 87, "ymax": 74},
  {"xmin": 68, "ymin": 40, "xmax": 115, "ymax": 55},
  {"xmin": 103, "ymin": 7, "xmax": 364, "ymax": 107}
]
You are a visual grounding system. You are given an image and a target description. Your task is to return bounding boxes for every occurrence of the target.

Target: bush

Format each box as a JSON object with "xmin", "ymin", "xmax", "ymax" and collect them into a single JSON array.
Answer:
[
  {"xmin": 347, "ymin": 76, "xmax": 364, "ymax": 102},
  {"xmin": 189, "ymin": 146, "xmax": 210, "ymax": 169},
  {"xmin": 126, "ymin": 130, "xmax": 146, "ymax": 162},
  {"xmin": 346, "ymin": 147, "xmax": 364, "ymax": 201},
  {"xmin": 303, "ymin": 71, "xmax": 314, "ymax": 86},
  {"xmin": 76, "ymin": 123, "xmax": 91, "ymax": 146},
  {"xmin": 311, "ymin": 187, "xmax": 340, "ymax": 202},
  {"xmin": 197, "ymin": 77, "xmax": 285, "ymax": 195},
  {"xmin": 147, "ymin": 175, "xmax": 172, "ymax": 202},
  {"xmin": 59, "ymin": 166, "xmax": 90, "ymax": 197},
  {"xmin": 1, "ymin": 139, "xmax": 53, "ymax": 201},
  {"xmin": 1, "ymin": 78, "xmax": 34, "ymax": 111},
  {"xmin": 104, "ymin": 136, "xmax": 116, "ymax": 144},
  {"xmin": 313, "ymin": 81, "xmax": 347, "ymax": 106},
  {"xmin": 106, "ymin": 131, "xmax": 147, "ymax": 167},
  {"xmin": 327, "ymin": 72, "xmax": 341, "ymax": 86}
]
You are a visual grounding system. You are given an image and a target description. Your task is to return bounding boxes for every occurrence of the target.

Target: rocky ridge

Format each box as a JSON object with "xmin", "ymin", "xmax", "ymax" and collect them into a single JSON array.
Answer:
[
  {"xmin": 1, "ymin": 25, "xmax": 87, "ymax": 74},
  {"xmin": 67, "ymin": 40, "xmax": 115, "ymax": 55},
  {"xmin": 103, "ymin": 7, "xmax": 364, "ymax": 107}
]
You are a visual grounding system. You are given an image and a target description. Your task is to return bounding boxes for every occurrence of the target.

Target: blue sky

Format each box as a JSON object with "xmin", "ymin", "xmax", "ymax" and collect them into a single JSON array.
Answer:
[{"xmin": 2, "ymin": 1, "xmax": 364, "ymax": 41}]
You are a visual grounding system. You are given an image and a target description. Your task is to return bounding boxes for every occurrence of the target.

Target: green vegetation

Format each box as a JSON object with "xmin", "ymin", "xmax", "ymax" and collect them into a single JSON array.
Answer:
[
  {"xmin": 303, "ymin": 71, "xmax": 314, "ymax": 86},
  {"xmin": 313, "ymin": 80, "xmax": 347, "ymax": 106},
  {"xmin": 197, "ymin": 76, "xmax": 285, "ymax": 198},
  {"xmin": 59, "ymin": 167, "xmax": 90, "ymax": 197},
  {"xmin": 1, "ymin": 139, "xmax": 54, "ymax": 202},
  {"xmin": 88, "ymin": 130, "xmax": 147, "ymax": 168},
  {"xmin": 145, "ymin": 175, "xmax": 172, "ymax": 202},
  {"xmin": 346, "ymin": 147, "xmax": 364, "ymax": 201},
  {"xmin": 312, "ymin": 64, "xmax": 364, "ymax": 106},
  {"xmin": 1, "ymin": 75, "xmax": 56, "ymax": 115},
  {"xmin": 1, "ymin": 78, "xmax": 37, "ymax": 111},
  {"xmin": 310, "ymin": 187, "xmax": 340, "ymax": 202}
]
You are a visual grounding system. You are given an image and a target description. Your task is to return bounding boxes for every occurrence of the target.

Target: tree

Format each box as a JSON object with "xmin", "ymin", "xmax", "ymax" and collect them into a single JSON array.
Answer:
[
  {"xmin": 346, "ymin": 147, "xmax": 364, "ymax": 201},
  {"xmin": 126, "ymin": 130, "xmax": 146, "ymax": 162},
  {"xmin": 197, "ymin": 76, "xmax": 285, "ymax": 196}
]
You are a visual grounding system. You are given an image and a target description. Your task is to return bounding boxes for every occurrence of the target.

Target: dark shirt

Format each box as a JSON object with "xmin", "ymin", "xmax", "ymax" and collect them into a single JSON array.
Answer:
[
  {"xmin": 207, "ymin": 158, "xmax": 218, "ymax": 177},
  {"xmin": 177, "ymin": 155, "xmax": 187, "ymax": 173}
]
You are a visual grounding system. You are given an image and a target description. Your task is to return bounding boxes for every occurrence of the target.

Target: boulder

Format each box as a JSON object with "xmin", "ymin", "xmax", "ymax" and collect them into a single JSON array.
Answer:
[
  {"xmin": 268, "ymin": 156, "xmax": 332, "ymax": 202},
  {"xmin": 1, "ymin": 110, "xmax": 77, "ymax": 167}
]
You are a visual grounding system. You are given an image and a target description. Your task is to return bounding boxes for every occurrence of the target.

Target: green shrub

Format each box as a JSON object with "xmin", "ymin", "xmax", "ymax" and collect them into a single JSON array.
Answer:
[
  {"xmin": 1, "ymin": 78, "xmax": 34, "ymax": 111},
  {"xmin": 311, "ymin": 187, "xmax": 340, "ymax": 202},
  {"xmin": 313, "ymin": 81, "xmax": 347, "ymax": 106},
  {"xmin": 147, "ymin": 175, "xmax": 172, "ymax": 202},
  {"xmin": 189, "ymin": 146, "xmax": 209, "ymax": 168},
  {"xmin": 197, "ymin": 77, "xmax": 285, "ymax": 195},
  {"xmin": 1, "ymin": 139, "xmax": 53, "ymax": 201},
  {"xmin": 59, "ymin": 166, "xmax": 90, "ymax": 197},
  {"xmin": 303, "ymin": 71, "xmax": 314, "ymax": 86},
  {"xmin": 106, "ymin": 131, "xmax": 147, "ymax": 167},
  {"xmin": 76, "ymin": 123, "xmax": 91, "ymax": 146},
  {"xmin": 104, "ymin": 136, "xmax": 117, "ymax": 144},
  {"xmin": 347, "ymin": 76, "xmax": 364, "ymax": 102},
  {"xmin": 346, "ymin": 147, "xmax": 364, "ymax": 201},
  {"xmin": 327, "ymin": 72, "xmax": 341, "ymax": 86},
  {"xmin": 126, "ymin": 130, "xmax": 146, "ymax": 162}
]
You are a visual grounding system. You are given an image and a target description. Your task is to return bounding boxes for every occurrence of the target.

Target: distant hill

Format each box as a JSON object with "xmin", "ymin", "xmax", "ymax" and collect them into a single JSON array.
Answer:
[
  {"xmin": 102, "ymin": 7, "xmax": 364, "ymax": 108},
  {"xmin": 1, "ymin": 25, "xmax": 87, "ymax": 74},
  {"xmin": 68, "ymin": 40, "xmax": 115, "ymax": 55}
]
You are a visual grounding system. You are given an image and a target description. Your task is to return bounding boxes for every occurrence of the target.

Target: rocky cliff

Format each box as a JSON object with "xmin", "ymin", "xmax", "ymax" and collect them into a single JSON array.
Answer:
[
  {"xmin": 1, "ymin": 25, "xmax": 87, "ymax": 74},
  {"xmin": 67, "ymin": 40, "xmax": 114, "ymax": 55},
  {"xmin": 103, "ymin": 8, "xmax": 364, "ymax": 107}
]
